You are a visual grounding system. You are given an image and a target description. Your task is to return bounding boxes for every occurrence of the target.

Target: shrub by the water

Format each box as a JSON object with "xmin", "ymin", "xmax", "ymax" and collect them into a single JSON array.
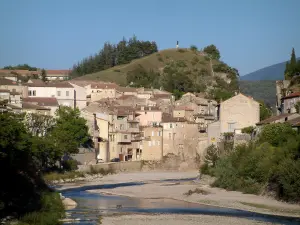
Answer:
[{"xmin": 211, "ymin": 123, "xmax": 300, "ymax": 201}]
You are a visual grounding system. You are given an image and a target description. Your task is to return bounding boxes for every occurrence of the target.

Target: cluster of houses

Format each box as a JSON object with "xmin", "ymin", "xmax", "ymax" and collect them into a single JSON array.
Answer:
[{"xmin": 0, "ymin": 71, "xmax": 266, "ymax": 164}]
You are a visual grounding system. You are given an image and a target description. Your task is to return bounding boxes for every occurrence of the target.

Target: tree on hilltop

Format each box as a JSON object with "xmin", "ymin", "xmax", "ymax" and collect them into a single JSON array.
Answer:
[{"xmin": 203, "ymin": 44, "xmax": 221, "ymax": 60}]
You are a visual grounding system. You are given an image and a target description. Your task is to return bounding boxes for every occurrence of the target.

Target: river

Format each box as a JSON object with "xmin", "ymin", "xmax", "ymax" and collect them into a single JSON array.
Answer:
[{"xmin": 59, "ymin": 178, "xmax": 300, "ymax": 225}]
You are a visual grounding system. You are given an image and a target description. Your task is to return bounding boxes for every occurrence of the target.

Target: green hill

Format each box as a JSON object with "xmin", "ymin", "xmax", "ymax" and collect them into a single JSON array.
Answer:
[{"xmin": 75, "ymin": 48, "xmax": 239, "ymax": 101}]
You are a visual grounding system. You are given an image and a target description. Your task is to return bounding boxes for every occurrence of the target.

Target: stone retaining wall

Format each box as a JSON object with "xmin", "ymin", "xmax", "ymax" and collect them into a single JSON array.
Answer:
[{"xmin": 78, "ymin": 161, "xmax": 142, "ymax": 173}]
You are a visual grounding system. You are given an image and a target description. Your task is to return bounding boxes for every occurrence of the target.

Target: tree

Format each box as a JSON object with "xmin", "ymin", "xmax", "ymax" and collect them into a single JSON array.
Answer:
[
  {"xmin": 41, "ymin": 69, "xmax": 47, "ymax": 82},
  {"xmin": 204, "ymin": 145, "xmax": 220, "ymax": 167},
  {"xmin": 190, "ymin": 45, "xmax": 198, "ymax": 52},
  {"xmin": 259, "ymin": 100, "xmax": 272, "ymax": 121},
  {"xmin": 50, "ymin": 106, "xmax": 90, "ymax": 159},
  {"xmin": 285, "ymin": 48, "xmax": 300, "ymax": 79},
  {"xmin": 258, "ymin": 123, "xmax": 297, "ymax": 147},
  {"xmin": 203, "ymin": 44, "xmax": 221, "ymax": 60},
  {"xmin": 0, "ymin": 113, "xmax": 49, "ymax": 217}
]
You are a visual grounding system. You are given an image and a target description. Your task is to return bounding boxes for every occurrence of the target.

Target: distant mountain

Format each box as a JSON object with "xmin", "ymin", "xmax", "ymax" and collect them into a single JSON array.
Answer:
[{"xmin": 240, "ymin": 58, "xmax": 300, "ymax": 81}]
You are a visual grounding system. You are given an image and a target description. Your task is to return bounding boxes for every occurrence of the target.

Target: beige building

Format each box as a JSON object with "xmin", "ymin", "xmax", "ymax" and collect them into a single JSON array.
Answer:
[
  {"xmin": 173, "ymin": 105, "xmax": 194, "ymax": 122},
  {"xmin": 219, "ymin": 93, "xmax": 260, "ymax": 133},
  {"xmin": 161, "ymin": 113, "xmax": 205, "ymax": 160},
  {"xmin": 141, "ymin": 126, "xmax": 163, "ymax": 160},
  {"xmin": 89, "ymin": 83, "xmax": 120, "ymax": 102},
  {"xmin": 281, "ymin": 92, "xmax": 300, "ymax": 114}
]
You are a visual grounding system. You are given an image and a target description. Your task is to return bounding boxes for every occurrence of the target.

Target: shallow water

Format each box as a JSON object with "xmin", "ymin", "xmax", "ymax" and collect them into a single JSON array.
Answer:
[{"xmin": 61, "ymin": 179, "xmax": 300, "ymax": 225}]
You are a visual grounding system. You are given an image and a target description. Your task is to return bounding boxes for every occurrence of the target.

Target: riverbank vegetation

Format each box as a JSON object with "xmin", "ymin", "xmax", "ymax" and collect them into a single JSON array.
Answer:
[
  {"xmin": 201, "ymin": 123, "xmax": 300, "ymax": 202},
  {"xmin": 0, "ymin": 107, "xmax": 91, "ymax": 224}
]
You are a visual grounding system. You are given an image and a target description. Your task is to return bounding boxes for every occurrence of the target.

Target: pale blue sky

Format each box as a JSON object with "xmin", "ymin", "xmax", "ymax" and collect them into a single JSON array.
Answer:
[{"xmin": 0, "ymin": 0, "xmax": 299, "ymax": 75}]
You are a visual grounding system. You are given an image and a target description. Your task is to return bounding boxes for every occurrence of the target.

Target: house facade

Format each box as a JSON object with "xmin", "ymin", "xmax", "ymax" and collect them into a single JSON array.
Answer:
[
  {"xmin": 141, "ymin": 126, "xmax": 163, "ymax": 160},
  {"xmin": 219, "ymin": 93, "xmax": 260, "ymax": 133},
  {"xmin": 281, "ymin": 92, "xmax": 300, "ymax": 114}
]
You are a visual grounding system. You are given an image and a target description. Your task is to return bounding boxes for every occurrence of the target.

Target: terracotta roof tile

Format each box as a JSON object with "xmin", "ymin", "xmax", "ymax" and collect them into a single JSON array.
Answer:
[
  {"xmin": 22, "ymin": 102, "xmax": 50, "ymax": 110},
  {"xmin": 282, "ymin": 92, "xmax": 300, "ymax": 99},
  {"xmin": 0, "ymin": 78, "xmax": 19, "ymax": 85},
  {"xmin": 256, "ymin": 113, "xmax": 297, "ymax": 125},
  {"xmin": 23, "ymin": 97, "xmax": 59, "ymax": 107},
  {"xmin": 161, "ymin": 113, "xmax": 187, "ymax": 123}
]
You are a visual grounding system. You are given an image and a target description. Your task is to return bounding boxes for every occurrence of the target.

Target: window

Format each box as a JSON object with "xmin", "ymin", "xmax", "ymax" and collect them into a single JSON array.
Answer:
[
  {"xmin": 228, "ymin": 123, "xmax": 235, "ymax": 132},
  {"xmin": 28, "ymin": 90, "xmax": 32, "ymax": 96},
  {"xmin": 57, "ymin": 91, "xmax": 61, "ymax": 96},
  {"xmin": 66, "ymin": 91, "xmax": 69, "ymax": 96},
  {"xmin": 151, "ymin": 131, "xmax": 154, "ymax": 136},
  {"xmin": 158, "ymin": 131, "xmax": 161, "ymax": 136},
  {"xmin": 170, "ymin": 123, "xmax": 173, "ymax": 128},
  {"xmin": 120, "ymin": 124, "xmax": 124, "ymax": 130},
  {"xmin": 124, "ymin": 135, "xmax": 128, "ymax": 139},
  {"xmin": 148, "ymin": 141, "xmax": 152, "ymax": 147},
  {"xmin": 33, "ymin": 90, "xmax": 36, "ymax": 96}
]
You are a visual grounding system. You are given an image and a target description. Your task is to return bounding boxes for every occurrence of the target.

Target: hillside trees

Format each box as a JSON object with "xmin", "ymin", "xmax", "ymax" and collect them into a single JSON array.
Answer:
[
  {"xmin": 70, "ymin": 35, "xmax": 158, "ymax": 77},
  {"xmin": 2, "ymin": 64, "xmax": 38, "ymax": 71},
  {"xmin": 285, "ymin": 48, "xmax": 300, "ymax": 79},
  {"xmin": 41, "ymin": 69, "xmax": 47, "ymax": 82}
]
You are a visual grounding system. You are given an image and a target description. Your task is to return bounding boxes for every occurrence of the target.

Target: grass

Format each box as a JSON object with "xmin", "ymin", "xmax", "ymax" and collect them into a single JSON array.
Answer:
[
  {"xmin": 75, "ymin": 48, "xmax": 221, "ymax": 85},
  {"xmin": 184, "ymin": 188, "xmax": 210, "ymax": 196},
  {"xmin": 44, "ymin": 166, "xmax": 116, "ymax": 182}
]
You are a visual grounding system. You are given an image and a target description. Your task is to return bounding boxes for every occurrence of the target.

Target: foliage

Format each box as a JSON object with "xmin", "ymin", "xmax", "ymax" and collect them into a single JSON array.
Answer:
[
  {"xmin": 18, "ymin": 192, "xmax": 64, "ymax": 225},
  {"xmin": 259, "ymin": 100, "xmax": 272, "ymax": 121},
  {"xmin": 258, "ymin": 123, "xmax": 297, "ymax": 147},
  {"xmin": 127, "ymin": 65, "xmax": 160, "ymax": 88},
  {"xmin": 3, "ymin": 64, "xmax": 38, "ymax": 71},
  {"xmin": 241, "ymin": 126, "xmax": 255, "ymax": 134},
  {"xmin": 41, "ymin": 69, "xmax": 47, "ymax": 82},
  {"xmin": 295, "ymin": 102, "xmax": 300, "ymax": 113},
  {"xmin": 51, "ymin": 106, "xmax": 91, "ymax": 157},
  {"xmin": 203, "ymin": 44, "xmax": 221, "ymax": 60},
  {"xmin": 212, "ymin": 123, "xmax": 300, "ymax": 201},
  {"xmin": 190, "ymin": 45, "xmax": 198, "ymax": 52},
  {"xmin": 204, "ymin": 145, "xmax": 220, "ymax": 167},
  {"xmin": 70, "ymin": 35, "xmax": 158, "ymax": 77},
  {"xmin": 0, "ymin": 113, "xmax": 63, "ymax": 222},
  {"xmin": 61, "ymin": 159, "xmax": 79, "ymax": 171},
  {"xmin": 285, "ymin": 48, "xmax": 300, "ymax": 80}
]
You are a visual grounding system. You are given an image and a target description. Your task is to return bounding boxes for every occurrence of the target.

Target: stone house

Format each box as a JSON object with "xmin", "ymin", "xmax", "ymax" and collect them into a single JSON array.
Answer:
[
  {"xmin": 116, "ymin": 95, "xmax": 156, "ymax": 107},
  {"xmin": 207, "ymin": 93, "xmax": 259, "ymax": 146},
  {"xmin": 117, "ymin": 87, "xmax": 138, "ymax": 96},
  {"xmin": 81, "ymin": 104, "xmax": 142, "ymax": 162},
  {"xmin": 219, "ymin": 93, "xmax": 260, "ymax": 133},
  {"xmin": 173, "ymin": 105, "xmax": 194, "ymax": 122},
  {"xmin": 26, "ymin": 81, "xmax": 75, "ymax": 108},
  {"xmin": 281, "ymin": 92, "xmax": 300, "ymax": 114},
  {"xmin": 141, "ymin": 126, "xmax": 163, "ymax": 160},
  {"xmin": 136, "ymin": 106, "xmax": 163, "ymax": 126},
  {"xmin": 161, "ymin": 113, "xmax": 205, "ymax": 160},
  {"xmin": 22, "ymin": 97, "xmax": 59, "ymax": 116},
  {"xmin": 89, "ymin": 83, "xmax": 120, "ymax": 102}
]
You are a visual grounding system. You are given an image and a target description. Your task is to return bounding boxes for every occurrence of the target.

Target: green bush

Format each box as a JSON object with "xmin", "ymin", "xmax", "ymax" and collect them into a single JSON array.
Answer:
[
  {"xmin": 18, "ymin": 192, "xmax": 64, "ymax": 225},
  {"xmin": 212, "ymin": 123, "xmax": 300, "ymax": 200},
  {"xmin": 62, "ymin": 159, "xmax": 79, "ymax": 171}
]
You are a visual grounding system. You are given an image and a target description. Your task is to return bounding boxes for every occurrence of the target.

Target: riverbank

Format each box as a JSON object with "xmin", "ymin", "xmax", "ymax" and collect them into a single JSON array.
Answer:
[
  {"xmin": 101, "ymin": 214, "xmax": 277, "ymax": 225},
  {"xmin": 57, "ymin": 171, "xmax": 300, "ymax": 224}
]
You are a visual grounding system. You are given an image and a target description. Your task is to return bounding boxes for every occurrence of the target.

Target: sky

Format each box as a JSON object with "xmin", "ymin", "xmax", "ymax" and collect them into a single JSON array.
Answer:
[{"xmin": 0, "ymin": 0, "xmax": 299, "ymax": 76}]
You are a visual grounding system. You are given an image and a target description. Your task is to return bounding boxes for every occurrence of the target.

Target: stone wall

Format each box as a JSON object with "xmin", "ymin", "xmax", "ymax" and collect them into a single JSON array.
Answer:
[{"xmin": 78, "ymin": 161, "xmax": 142, "ymax": 173}]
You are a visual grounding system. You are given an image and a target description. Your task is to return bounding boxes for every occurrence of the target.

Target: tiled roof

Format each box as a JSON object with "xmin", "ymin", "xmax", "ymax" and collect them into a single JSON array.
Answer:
[
  {"xmin": 0, "ymin": 69, "xmax": 39, "ymax": 75},
  {"xmin": 256, "ymin": 113, "xmax": 295, "ymax": 125},
  {"xmin": 26, "ymin": 81, "xmax": 73, "ymax": 88},
  {"xmin": 0, "ymin": 78, "xmax": 19, "ymax": 85},
  {"xmin": 23, "ymin": 97, "xmax": 59, "ymax": 107},
  {"xmin": 28, "ymin": 79, "xmax": 45, "ymax": 85},
  {"xmin": 282, "ymin": 92, "xmax": 300, "ymax": 99},
  {"xmin": 22, "ymin": 102, "xmax": 50, "ymax": 110},
  {"xmin": 151, "ymin": 94, "xmax": 171, "ymax": 100},
  {"xmin": 161, "ymin": 113, "xmax": 187, "ymax": 123},
  {"xmin": 0, "ymin": 89, "xmax": 10, "ymax": 93},
  {"xmin": 117, "ymin": 95, "xmax": 140, "ymax": 100}
]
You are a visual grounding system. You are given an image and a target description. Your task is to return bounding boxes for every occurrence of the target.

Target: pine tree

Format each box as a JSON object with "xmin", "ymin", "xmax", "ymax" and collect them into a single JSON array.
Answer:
[{"xmin": 41, "ymin": 69, "xmax": 47, "ymax": 82}]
